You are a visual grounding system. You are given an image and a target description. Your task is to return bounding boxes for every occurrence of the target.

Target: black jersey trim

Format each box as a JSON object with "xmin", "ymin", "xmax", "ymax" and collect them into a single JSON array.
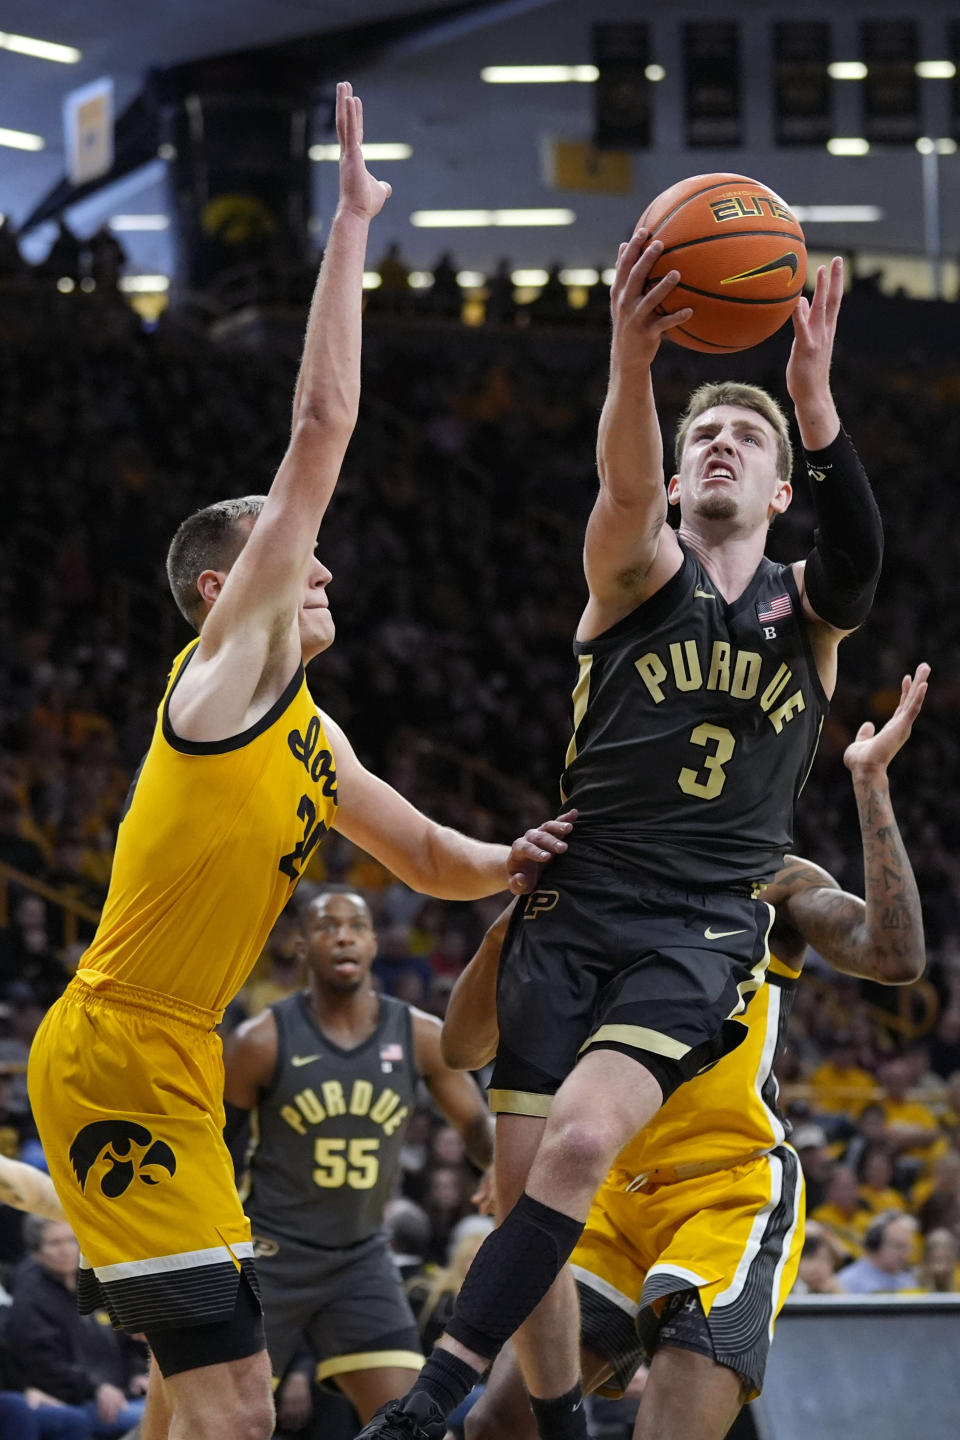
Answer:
[
  {"xmin": 162, "ymin": 645, "xmax": 306, "ymax": 755},
  {"xmin": 572, "ymin": 550, "xmax": 694, "ymax": 653}
]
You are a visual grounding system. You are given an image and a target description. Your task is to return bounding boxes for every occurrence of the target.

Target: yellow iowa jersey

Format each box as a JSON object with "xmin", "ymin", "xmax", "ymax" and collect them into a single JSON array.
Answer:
[
  {"xmin": 78, "ymin": 642, "xmax": 338, "ymax": 1013},
  {"xmin": 611, "ymin": 954, "xmax": 802, "ymax": 1183}
]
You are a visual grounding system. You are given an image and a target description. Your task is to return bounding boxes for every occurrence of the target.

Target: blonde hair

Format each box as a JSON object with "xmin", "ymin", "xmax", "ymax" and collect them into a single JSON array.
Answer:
[{"xmin": 674, "ymin": 382, "xmax": 793, "ymax": 483}]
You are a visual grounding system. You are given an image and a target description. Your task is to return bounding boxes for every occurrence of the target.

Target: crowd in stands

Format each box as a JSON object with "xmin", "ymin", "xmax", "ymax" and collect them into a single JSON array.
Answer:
[{"xmin": 1, "ymin": 263, "xmax": 960, "ymax": 1433}]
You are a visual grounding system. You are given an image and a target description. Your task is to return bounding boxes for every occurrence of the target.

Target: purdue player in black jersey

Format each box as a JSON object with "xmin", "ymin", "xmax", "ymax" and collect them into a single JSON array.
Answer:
[
  {"xmin": 359, "ymin": 245, "xmax": 884, "ymax": 1440},
  {"xmin": 224, "ymin": 887, "xmax": 494, "ymax": 1425}
]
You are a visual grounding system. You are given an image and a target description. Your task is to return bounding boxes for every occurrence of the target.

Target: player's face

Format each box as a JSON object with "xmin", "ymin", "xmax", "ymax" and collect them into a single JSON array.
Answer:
[
  {"xmin": 670, "ymin": 405, "xmax": 791, "ymax": 529},
  {"xmin": 303, "ymin": 893, "xmax": 377, "ymax": 994},
  {"xmin": 299, "ymin": 552, "xmax": 335, "ymax": 661}
]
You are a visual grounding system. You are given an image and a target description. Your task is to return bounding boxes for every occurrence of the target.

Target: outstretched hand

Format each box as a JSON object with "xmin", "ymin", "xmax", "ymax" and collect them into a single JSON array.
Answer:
[
  {"xmin": 843, "ymin": 663, "xmax": 930, "ymax": 776},
  {"xmin": 506, "ymin": 810, "xmax": 577, "ymax": 896},
  {"xmin": 609, "ymin": 226, "xmax": 694, "ymax": 371},
  {"xmin": 336, "ymin": 81, "xmax": 392, "ymax": 220},
  {"xmin": 785, "ymin": 255, "xmax": 843, "ymax": 413}
]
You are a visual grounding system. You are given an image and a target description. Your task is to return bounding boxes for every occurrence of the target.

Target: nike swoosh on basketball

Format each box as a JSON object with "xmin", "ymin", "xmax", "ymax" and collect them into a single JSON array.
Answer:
[
  {"xmin": 704, "ymin": 926, "xmax": 748, "ymax": 940},
  {"xmin": 720, "ymin": 252, "xmax": 800, "ymax": 285},
  {"xmin": 291, "ymin": 1054, "xmax": 323, "ymax": 1067}
]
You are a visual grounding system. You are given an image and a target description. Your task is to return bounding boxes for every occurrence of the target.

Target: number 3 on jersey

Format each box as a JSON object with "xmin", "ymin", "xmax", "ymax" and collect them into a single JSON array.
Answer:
[
  {"xmin": 313, "ymin": 1137, "xmax": 380, "ymax": 1190},
  {"xmin": 678, "ymin": 723, "xmax": 735, "ymax": 799}
]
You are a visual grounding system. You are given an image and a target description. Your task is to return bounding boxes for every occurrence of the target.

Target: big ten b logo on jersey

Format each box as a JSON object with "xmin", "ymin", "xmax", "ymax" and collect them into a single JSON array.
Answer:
[
  {"xmin": 70, "ymin": 1120, "xmax": 177, "ymax": 1200},
  {"xmin": 280, "ymin": 715, "xmax": 338, "ymax": 881}
]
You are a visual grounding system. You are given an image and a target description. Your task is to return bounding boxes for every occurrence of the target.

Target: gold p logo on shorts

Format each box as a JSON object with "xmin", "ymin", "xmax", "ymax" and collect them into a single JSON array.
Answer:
[{"xmin": 524, "ymin": 889, "xmax": 559, "ymax": 920}]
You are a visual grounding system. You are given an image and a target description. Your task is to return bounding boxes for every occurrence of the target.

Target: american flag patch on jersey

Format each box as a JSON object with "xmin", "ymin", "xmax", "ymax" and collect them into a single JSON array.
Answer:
[
  {"xmin": 380, "ymin": 1044, "xmax": 404, "ymax": 1062},
  {"xmin": 757, "ymin": 593, "xmax": 793, "ymax": 625}
]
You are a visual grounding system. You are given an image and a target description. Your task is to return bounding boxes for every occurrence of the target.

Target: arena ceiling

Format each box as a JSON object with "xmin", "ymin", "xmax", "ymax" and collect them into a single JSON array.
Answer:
[{"xmin": 0, "ymin": 0, "xmax": 957, "ymax": 288}]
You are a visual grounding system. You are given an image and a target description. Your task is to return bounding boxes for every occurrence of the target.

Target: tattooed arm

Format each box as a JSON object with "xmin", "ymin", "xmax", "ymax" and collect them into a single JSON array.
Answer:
[
  {"xmin": 0, "ymin": 1154, "xmax": 64, "ymax": 1221},
  {"xmin": 777, "ymin": 666, "xmax": 928, "ymax": 984}
]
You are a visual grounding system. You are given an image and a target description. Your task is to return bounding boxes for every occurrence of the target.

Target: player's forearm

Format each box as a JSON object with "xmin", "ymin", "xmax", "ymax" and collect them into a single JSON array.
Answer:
[
  {"xmin": 0, "ymin": 1154, "xmax": 64, "ymax": 1221},
  {"xmin": 291, "ymin": 206, "xmax": 371, "ymax": 435},
  {"xmin": 416, "ymin": 826, "xmax": 511, "ymax": 900},
  {"xmin": 851, "ymin": 765, "xmax": 925, "ymax": 983},
  {"xmin": 793, "ymin": 395, "xmax": 840, "ymax": 452},
  {"xmin": 463, "ymin": 1112, "xmax": 495, "ymax": 1171},
  {"xmin": 596, "ymin": 366, "xmax": 667, "ymax": 509},
  {"xmin": 442, "ymin": 937, "xmax": 502, "ymax": 1070},
  {"xmin": 800, "ymin": 427, "xmax": 882, "ymax": 631}
]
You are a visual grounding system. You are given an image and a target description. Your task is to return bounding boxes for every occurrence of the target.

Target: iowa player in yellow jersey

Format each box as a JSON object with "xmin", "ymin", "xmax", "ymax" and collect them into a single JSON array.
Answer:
[
  {"xmin": 442, "ymin": 667, "xmax": 927, "ymax": 1440},
  {"xmin": 27, "ymin": 85, "xmax": 570, "ymax": 1440}
]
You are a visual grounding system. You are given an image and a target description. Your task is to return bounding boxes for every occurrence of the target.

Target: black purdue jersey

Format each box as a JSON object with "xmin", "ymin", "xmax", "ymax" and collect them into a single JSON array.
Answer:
[
  {"xmin": 560, "ymin": 545, "xmax": 827, "ymax": 887},
  {"xmin": 243, "ymin": 992, "xmax": 417, "ymax": 1248}
]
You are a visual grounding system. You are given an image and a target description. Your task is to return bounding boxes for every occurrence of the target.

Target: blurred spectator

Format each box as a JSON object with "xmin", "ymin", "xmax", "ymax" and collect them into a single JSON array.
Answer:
[
  {"xmin": 792, "ymin": 1123, "xmax": 833, "ymax": 1210},
  {"xmin": 809, "ymin": 1165, "xmax": 872, "ymax": 1261},
  {"xmin": 877, "ymin": 1056, "xmax": 945, "ymax": 1165},
  {"xmin": 913, "ymin": 1149, "xmax": 960, "ymax": 1234},
  {"xmin": 809, "ymin": 1032, "xmax": 876, "ymax": 1119},
  {"xmin": 407, "ymin": 1215, "xmax": 495, "ymax": 1352},
  {"xmin": 85, "ymin": 227, "xmax": 126, "ymax": 294},
  {"xmin": 425, "ymin": 253, "xmax": 461, "ymax": 319},
  {"xmin": 373, "ymin": 242, "xmax": 412, "ymax": 315},
  {"xmin": 0, "ymin": 216, "xmax": 26, "ymax": 280},
  {"xmin": 242, "ymin": 905, "xmax": 305, "ymax": 1017},
  {"xmin": 835, "ymin": 1213, "xmax": 919, "ymax": 1294},
  {"xmin": 422, "ymin": 1164, "xmax": 471, "ymax": 1265},
  {"xmin": 37, "ymin": 222, "xmax": 82, "ymax": 286},
  {"xmin": 383, "ymin": 1196, "xmax": 431, "ymax": 1283},
  {"xmin": 855, "ymin": 1143, "xmax": 905, "ymax": 1215},
  {"xmin": 793, "ymin": 1228, "xmax": 842, "ymax": 1295},
  {"xmin": 483, "ymin": 258, "xmax": 516, "ymax": 326},
  {"xmin": 372, "ymin": 926, "xmax": 433, "ymax": 1000},
  {"xmin": 6, "ymin": 1217, "xmax": 148, "ymax": 1435},
  {"xmin": 915, "ymin": 1227, "xmax": 960, "ymax": 1292}
]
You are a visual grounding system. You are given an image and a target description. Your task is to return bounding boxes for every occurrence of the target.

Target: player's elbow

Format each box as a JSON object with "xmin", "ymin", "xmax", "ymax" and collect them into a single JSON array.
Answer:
[
  {"xmin": 291, "ymin": 403, "xmax": 356, "ymax": 447},
  {"xmin": 441, "ymin": 1024, "xmax": 496, "ymax": 1071},
  {"xmin": 862, "ymin": 947, "xmax": 925, "ymax": 986}
]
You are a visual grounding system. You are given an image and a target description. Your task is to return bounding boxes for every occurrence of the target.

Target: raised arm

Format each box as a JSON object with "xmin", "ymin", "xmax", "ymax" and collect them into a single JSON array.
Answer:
[
  {"xmin": 324, "ymin": 711, "xmax": 574, "ymax": 899},
  {"xmin": 441, "ymin": 902, "xmax": 515, "ymax": 1070},
  {"xmin": 787, "ymin": 258, "xmax": 883, "ymax": 686},
  {"xmin": 582, "ymin": 230, "xmax": 690, "ymax": 636},
  {"xmin": 170, "ymin": 84, "xmax": 391, "ymax": 739},
  {"xmin": 773, "ymin": 666, "xmax": 928, "ymax": 983}
]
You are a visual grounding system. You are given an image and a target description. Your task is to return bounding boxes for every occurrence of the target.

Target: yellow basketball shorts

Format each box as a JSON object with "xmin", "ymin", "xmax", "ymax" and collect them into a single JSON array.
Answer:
[
  {"xmin": 572, "ymin": 1146, "xmax": 804, "ymax": 1401},
  {"xmin": 28, "ymin": 974, "xmax": 256, "ymax": 1333}
]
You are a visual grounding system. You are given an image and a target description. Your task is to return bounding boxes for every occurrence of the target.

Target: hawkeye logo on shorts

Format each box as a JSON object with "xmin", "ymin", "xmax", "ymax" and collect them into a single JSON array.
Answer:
[
  {"xmin": 69, "ymin": 1120, "xmax": 177, "ymax": 1200},
  {"xmin": 524, "ymin": 890, "xmax": 559, "ymax": 919}
]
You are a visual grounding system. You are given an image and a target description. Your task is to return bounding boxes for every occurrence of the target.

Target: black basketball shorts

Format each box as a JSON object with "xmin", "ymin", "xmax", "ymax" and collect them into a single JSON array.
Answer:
[{"xmin": 489, "ymin": 852, "xmax": 774, "ymax": 1111}]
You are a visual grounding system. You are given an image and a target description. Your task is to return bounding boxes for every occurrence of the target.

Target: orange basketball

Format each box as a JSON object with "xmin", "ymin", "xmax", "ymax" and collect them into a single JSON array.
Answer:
[{"xmin": 638, "ymin": 172, "xmax": 806, "ymax": 353}]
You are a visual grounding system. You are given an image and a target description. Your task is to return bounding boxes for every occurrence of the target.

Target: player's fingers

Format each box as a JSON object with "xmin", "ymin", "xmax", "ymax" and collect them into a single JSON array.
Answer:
[
  {"xmin": 655, "ymin": 306, "xmax": 694, "ymax": 334},
  {"xmin": 621, "ymin": 242, "xmax": 666, "ymax": 305},
  {"xmin": 335, "ymin": 82, "xmax": 348, "ymax": 146},
  {"xmin": 522, "ymin": 829, "xmax": 566, "ymax": 856},
  {"xmin": 355, "ymin": 94, "xmax": 364, "ymax": 145},
  {"xmin": 508, "ymin": 871, "xmax": 534, "ymax": 895},
  {"xmin": 854, "ymin": 721, "xmax": 875, "ymax": 741},
  {"xmin": 610, "ymin": 234, "xmax": 646, "ymax": 302}
]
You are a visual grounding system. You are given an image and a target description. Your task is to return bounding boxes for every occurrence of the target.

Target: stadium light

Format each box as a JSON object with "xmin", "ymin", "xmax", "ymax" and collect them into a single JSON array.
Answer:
[
  {"xmin": 110, "ymin": 215, "xmax": 170, "ymax": 231},
  {"xmin": 828, "ymin": 62, "xmax": 868, "ymax": 80},
  {"xmin": 410, "ymin": 209, "xmax": 575, "ymax": 227},
  {"xmin": 118, "ymin": 275, "xmax": 170, "ymax": 293},
  {"xmin": 0, "ymin": 126, "xmax": 45, "ymax": 150},
  {"xmin": 309, "ymin": 143, "xmax": 412, "ymax": 161},
  {"xmin": 915, "ymin": 61, "xmax": 956, "ymax": 79},
  {"xmin": 827, "ymin": 137, "xmax": 870, "ymax": 155},
  {"xmin": 481, "ymin": 65, "xmax": 597, "ymax": 83},
  {"xmin": 790, "ymin": 205, "xmax": 882, "ymax": 221},
  {"xmin": 0, "ymin": 31, "xmax": 80, "ymax": 64}
]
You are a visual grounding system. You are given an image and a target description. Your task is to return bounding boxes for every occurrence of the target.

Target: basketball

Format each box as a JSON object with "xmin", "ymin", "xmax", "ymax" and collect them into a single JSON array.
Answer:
[{"xmin": 638, "ymin": 172, "xmax": 806, "ymax": 353}]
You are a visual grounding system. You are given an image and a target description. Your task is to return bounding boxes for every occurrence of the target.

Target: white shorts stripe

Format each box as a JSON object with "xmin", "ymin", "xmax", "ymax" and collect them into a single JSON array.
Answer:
[
  {"xmin": 91, "ymin": 1241, "xmax": 255, "ymax": 1283},
  {"xmin": 572, "ymin": 1263, "xmax": 640, "ymax": 1317},
  {"xmin": 711, "ymin": 1152, "xmax": 782, "ymax": 1310},
  {"xmin": 767, "ymin": 1146, "xmax": 804, "ymax": 1340},
  {"xmin": 644, "ymin": 1262, "xmax": 710, "ymax": 1291}
]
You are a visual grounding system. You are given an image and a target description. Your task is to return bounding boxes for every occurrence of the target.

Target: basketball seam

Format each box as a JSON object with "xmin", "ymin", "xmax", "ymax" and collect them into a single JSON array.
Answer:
[{"xmin": 656, "ymin": 231, "xmax": 803, "ymax": 256}]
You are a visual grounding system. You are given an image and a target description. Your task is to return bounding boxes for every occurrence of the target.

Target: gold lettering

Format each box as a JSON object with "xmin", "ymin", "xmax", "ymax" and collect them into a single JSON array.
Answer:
[
  {"xmin": 636, "ymin": 652, "xmax": 668, "ymax": 703},
  {"xmin": 731, "ymin": 652, "xmax": 761, "ymax": 700},
  {"xmin": 669, "ymin": 640, "xmax": 703, "ymax": 692},
  {"xmin": 321, "ymin": 1081, "xmax": 346, "ymax": 1117},
  {"xmin": 710, "ymin": 198, "xmax": 740, "ymax": 223},
  {"xmin": 370, "ymin": 1089, "xmax": 401, "ymax": 1125},
  {"xmin": 735, "ymin": 196, "xmax": 763, "ymax": 217},
  {"xmin": 767, "ymin": 690, "xmax": 806, "ymax": 733},
  {"xmin": 281, "ymin": 1105, "xmax": 307, "ymax": 1136},
  {"xmin": 350, "ymin": 1080, "xmax": 373, "ymax": 1117},
  {"xmin": 382, "ymin": 1105, "xmax": 410, "ymax": 1137},
  {"xmin": 706, "ymin": 641, "xmax": 731, "ymax": 693},
  {"xmin": 760, "ymin": 662, "xmax": 793, "ymax": 712},
  {"xmin": 295, "ymin": 1089, "xmax": 327, "ymax": 1125}
]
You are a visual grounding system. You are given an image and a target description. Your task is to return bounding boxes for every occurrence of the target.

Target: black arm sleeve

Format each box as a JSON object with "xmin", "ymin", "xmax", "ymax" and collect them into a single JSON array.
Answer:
[
  {"xmin": 802, "ymin": 426, "xmax": 883, "ymax": 629},
  {"xmin": 223, "ymin": 1100, "xmax": 251, "ymax": 1177}
]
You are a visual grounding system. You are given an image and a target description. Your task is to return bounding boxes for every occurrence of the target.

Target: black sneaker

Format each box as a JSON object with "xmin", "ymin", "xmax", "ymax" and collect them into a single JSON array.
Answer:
[{"xmin": 355, "ymin": 1391, "xmax": 447, "ymax": 1440}]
